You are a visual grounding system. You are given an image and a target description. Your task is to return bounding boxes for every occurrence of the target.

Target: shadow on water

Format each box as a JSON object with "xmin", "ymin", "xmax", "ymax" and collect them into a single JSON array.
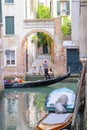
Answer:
[{"xmin": 0, "ymin": 81, "xmax": 77, "ymax": 130}]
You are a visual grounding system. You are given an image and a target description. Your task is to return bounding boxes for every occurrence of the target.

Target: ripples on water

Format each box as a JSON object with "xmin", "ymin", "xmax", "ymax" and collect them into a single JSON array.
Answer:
[{"xmin": 0, "ymin": 82, "xmax": 77, "ymax": 130}]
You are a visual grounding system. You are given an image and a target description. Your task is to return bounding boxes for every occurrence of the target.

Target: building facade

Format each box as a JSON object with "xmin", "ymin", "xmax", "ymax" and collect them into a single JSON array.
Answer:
[
  {"xmin": 0, "ymin": 0, "xmax": 4, "ymax": 90},
  {"xmin": 1, "ymin": 0, "xmax": 82, "ymax": 79}
]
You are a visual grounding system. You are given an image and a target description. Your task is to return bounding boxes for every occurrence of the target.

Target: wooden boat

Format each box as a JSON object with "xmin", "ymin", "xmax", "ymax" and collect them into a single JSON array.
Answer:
[
  {"xmin": 37, "ymin": 88, "xmax": 76, "ymax": 130},
  {"xmin": 37, "ymin": 113, "xmax": 73, "ymax": 130},
  {"xmin": 4, "ymin": 71, "xmax": 70, "ymax": 88},
  {"xmin": 46, "ymin": 87, "xmax": 76, "ymax": 113}
]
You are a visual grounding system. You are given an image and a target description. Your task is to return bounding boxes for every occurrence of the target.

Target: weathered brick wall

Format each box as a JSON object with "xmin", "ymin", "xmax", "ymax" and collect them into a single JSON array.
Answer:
[
  {"xmin": 54, "ymin": 46, "xmax": 67, "ymax": 76},
  {"xmin": 53, "ymin": 18, "xmax": 67, "ymax": 76}
]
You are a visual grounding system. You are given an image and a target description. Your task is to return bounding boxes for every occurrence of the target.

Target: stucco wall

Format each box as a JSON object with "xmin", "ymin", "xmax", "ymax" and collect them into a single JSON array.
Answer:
[{"xmin": 2, "ymin": 0, "xmax": 67, "ymax": 77}]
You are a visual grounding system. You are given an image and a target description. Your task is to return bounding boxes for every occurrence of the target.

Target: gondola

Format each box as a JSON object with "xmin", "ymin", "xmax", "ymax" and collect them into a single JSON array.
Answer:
[{"xmin": 4, "ymin": 71, "xmax": 70, "ymax": 88}]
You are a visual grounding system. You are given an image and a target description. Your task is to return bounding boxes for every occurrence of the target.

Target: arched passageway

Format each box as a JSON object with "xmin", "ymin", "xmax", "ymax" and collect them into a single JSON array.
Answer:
[{"xmin": 21, "ymin": 30, "xmax": 54, "ymax": 74}]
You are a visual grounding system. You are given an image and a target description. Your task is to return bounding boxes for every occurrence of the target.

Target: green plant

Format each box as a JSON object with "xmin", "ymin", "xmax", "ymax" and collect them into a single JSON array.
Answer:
[
  {"xmin": 62, "ymin": 17, "xmax": 71, "ymax": 37},
  {"xmin": 37, "ymin": 5, "xmax": 51, "ymax": 19}
]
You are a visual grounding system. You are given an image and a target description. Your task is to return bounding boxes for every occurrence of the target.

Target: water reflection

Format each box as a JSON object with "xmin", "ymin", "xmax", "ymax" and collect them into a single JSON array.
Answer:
[
  {"xmin": 0, "ymin": 82, "xmax": 77, "ymax": 130},
  {"xmin": 0, "ymin": 91, "xmax": 47, "ymax": 130}
]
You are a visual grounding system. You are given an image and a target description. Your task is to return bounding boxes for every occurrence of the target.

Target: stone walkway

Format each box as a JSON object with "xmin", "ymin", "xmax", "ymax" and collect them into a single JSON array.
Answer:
[{"xmin": 27, "ymin": 54, "xmax": 54, "ymax": 75}]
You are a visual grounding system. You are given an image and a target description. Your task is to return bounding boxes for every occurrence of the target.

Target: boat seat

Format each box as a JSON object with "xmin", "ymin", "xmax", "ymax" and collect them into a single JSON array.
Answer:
[{"xmin": 41, "ymin": 113, "xmax": 72, "ymax": 125}]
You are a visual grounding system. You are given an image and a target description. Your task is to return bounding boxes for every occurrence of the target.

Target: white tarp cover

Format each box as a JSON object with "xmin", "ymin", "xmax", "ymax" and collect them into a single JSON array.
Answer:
[
  {"xmin": 42, "ymin": 113, "xmax": 71, "ymax": 125},
  {"xmin": 47, "ymin": 87, "xmax": 75, "ymax": 109}
]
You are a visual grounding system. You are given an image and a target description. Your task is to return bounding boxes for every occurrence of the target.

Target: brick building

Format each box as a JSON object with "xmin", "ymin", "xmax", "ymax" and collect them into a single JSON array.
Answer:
[{"xmin": 1, "ymin": 0, "xmax": 82, "ymax": 79}]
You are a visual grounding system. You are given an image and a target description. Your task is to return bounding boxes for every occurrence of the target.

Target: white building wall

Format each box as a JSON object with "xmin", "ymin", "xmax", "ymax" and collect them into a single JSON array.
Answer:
[
  {"xmin": 40, "ymin": 0, "xmax": 51, "ymax": 7},
  {"xmin": 2, "ymin": 0, "xmax": 25, "ymax": 40},
  {"xmin": 51, "ymin": 0, "xmax": 58, "ymax": 18},
  {"xmin": 1, "ymin": 0, "xmax": 55, "ymax": 75},
  {"xmin": 71, "ymin": 0, "xmax": 80, "ymax": 46},
  {"xmin": 24, "ymin": 0, "xmax": 38, "ymax": 19}
]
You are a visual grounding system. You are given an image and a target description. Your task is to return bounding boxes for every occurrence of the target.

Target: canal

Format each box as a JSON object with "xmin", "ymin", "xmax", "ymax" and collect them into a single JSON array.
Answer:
[{"xmin": 0, "ymin": 82, "xmax": 77, "ymax": 130}]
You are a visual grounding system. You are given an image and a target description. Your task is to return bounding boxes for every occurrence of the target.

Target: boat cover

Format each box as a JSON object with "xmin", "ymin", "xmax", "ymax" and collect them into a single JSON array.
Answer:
[
  {"xmin": 41, "ymin": 113, "xmax": 72, "ymax": 125},
  {"xmin": 47, "ymin": 87, "xmax": 75, "ymax": 111}
]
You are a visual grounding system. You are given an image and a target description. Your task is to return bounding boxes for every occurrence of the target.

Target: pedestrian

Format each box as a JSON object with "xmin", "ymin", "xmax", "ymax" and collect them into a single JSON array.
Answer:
[
  {"xmin": 38, "ymin": 65, "xmax": 43, "ymax": 75},
  {"xmin": 48, "ymin": 68, "xmax": 54, "ymax": 76},
  {"xmin": 43, "ymin": 60, "xmax": 51, "ymax": 80},
  {"xmin": 32, "ymin": 66, "xmax": 37, "ymax": 75}
]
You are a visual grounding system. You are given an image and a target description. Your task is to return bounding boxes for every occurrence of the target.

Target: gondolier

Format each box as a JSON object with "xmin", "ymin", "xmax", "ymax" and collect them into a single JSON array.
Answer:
[{"xmin": 43, "ymin": 59, "xmax": 51, "ymax": 80}]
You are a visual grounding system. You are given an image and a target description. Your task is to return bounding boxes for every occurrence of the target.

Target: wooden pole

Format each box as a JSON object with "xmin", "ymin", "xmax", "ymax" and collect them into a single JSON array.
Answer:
[
  {"xmin": 71, "ymin": 63, "xmax": 86, "ymax": 130},
  {"xmin": 84, "ymin": 64, "xmax": 87, "ymax": 129}
]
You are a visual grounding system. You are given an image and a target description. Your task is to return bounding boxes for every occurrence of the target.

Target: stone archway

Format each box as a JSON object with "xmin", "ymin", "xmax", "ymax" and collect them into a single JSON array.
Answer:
[
  {"xmin": 21, "ymin": 29, "xmax": 54, "ymax": 74},
  {"xmin": 18, "ymin": 18, "xmax": 66, "ymax": 76}
]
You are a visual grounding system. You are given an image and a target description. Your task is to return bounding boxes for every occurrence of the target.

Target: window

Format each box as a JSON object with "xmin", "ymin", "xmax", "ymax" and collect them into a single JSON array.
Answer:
[
  {"xmin": 5, "ymin": 49, "xmax": 15, "ymax": 66},
  {"xmin": 5, "ymin": 0, "xmax": 14, "ymax": 3},
  {"xmin": 5, "ymin": 16, "xmax": 14, "ymax": 35},
  {"xmin": 57, "ymin": 1, "xmax": 70, "ymax": 16}
]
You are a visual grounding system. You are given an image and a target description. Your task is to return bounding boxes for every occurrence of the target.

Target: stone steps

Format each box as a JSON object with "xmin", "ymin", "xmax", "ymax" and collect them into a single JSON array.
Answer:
[{"xmin": 25, "ymin": 73, "xmax": 79, "ymax": 82}]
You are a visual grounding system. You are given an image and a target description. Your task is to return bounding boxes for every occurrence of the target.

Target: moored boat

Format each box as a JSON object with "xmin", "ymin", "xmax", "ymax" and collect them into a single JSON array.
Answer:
[
  {"xmin": 4, "ymin": 71, "xmax": 70, "ymax": 88},
  {"xmin": 37, "ymin": 87, "xmax": 76, "ymax": 130},
  {"xmin": 37, "ymin": 113, "xmax": 73, "ymax": 130},
  {"xmin": 46, "ymin": 87, "xmax": 76, "ymax": 113}
]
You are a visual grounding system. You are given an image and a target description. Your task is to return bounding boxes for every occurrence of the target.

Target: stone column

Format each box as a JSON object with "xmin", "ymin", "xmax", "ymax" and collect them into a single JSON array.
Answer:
[{"xmin": 79, "ymin": 2, "xmax": 87, "ymax": 60}]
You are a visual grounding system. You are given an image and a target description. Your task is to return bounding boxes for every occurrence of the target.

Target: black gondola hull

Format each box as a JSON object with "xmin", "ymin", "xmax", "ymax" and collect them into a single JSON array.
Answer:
[{"xmin": 5, "ymin": 71, "xmax": 70, "ymax": 88}]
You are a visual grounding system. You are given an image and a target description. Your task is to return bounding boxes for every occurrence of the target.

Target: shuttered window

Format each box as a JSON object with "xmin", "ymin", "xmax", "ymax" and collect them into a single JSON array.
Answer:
[
  {"xmin": 57, "ymin": 1, "xmax": 60, "ymax": 15},
  {"xmin": 66, "ymin": 1, "xmax": 70, "ymax": 15},
  {"xmin": 5, "ymin": 50, "xmax": 15, "ymax": 66},
  {"xmin": 5, "ymin": 16, "xmax": 14, "ymax": 35},
  {"xmin": 57, "ymin": 0, "xmax": 70, "ymax": 16},
  {"xmin": 5, "ymin": 0, "xmax": 14, "ymax": 3}
]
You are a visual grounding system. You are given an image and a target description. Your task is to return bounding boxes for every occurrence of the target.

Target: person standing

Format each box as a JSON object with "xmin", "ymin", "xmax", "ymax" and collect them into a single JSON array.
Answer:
[
  {"xmin": 43, "ymin": 60, "xmax": 51, "ymax": 80},
  {"xmin": 38, "ymin": 65, "xmax": 43, "ymax": 75},
  {"xmin": 32, "ymin": 66, "xmax": 37, "ymax": 75}
]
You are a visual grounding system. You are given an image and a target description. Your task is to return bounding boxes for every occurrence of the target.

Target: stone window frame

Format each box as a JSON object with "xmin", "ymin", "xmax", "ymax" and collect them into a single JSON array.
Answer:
[
  {"xmin": 4, "ymin": 48, "xmax": 16, "ymax": 67},
  {"xmin": 57, "ymin": 0, "xmax": 70, "ymax": 16}
]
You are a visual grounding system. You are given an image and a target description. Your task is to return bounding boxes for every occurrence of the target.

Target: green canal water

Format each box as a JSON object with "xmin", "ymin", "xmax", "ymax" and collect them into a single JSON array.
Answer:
[{"xmin": 0, "ymin": 82, "xmax": 78, "ymax": 130}]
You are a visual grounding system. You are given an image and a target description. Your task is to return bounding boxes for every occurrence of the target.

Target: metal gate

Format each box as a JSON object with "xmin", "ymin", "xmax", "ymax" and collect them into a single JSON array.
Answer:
[{"xmin": 67, "ymin": 49, "xmax": 82, "ymax": 73}]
